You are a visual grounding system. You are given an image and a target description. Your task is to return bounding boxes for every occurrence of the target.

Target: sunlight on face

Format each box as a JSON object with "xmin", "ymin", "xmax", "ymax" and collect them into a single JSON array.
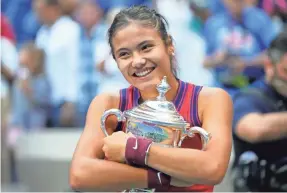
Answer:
[
  {"xmin": 111, "ymin": 23, "xmax": 174, "ymax": 91},
  {"xmin": 272, "ymin": 54, "xmax": 287, "ymax": 97}
]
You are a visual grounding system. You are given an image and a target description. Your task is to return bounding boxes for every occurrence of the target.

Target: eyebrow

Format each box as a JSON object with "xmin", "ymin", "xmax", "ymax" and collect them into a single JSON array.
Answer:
[
  {"xmin": 136, "ymin": 40, "xmax": 154, "ymax": 49},
  {"xmin": 115, "ymin": 40, "xmax": 154, "ymax": 55}
]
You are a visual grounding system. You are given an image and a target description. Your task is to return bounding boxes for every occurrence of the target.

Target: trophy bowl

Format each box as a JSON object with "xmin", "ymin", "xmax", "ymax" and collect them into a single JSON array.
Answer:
[
  {"xmin": 101, "ymin": 76, "xmax": 211, "ymax": 149},
  {"xmin": 100, "ymin": 76, "xmax": 212, "ymax": 192}
]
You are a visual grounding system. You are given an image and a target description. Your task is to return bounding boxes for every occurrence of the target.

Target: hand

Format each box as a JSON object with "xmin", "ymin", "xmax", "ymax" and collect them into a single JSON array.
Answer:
[
  {"xmin": 59, "ymin": 102, "xmax": 76, "ymax": 127},
  {"xmin": 19, "ymin": 79, "xmax": 32, "ymax": 96},
  {"xmin": 213, "ymin": 50, "xmax": 228, "ymax": 66},
  {"xmin": 96, "ymin": 60, "xmax": 108, "ymax": 74},
  {"xmin": 227, "ymin": 56, "xmax": 245, "ymax": 74},
  {"xmin": 170, "ymin": 177, "xmax": 194, "ymax": 187},
  {"xmin": 102, "ymin": 131, "xmax": 134, "ymax": 163}
]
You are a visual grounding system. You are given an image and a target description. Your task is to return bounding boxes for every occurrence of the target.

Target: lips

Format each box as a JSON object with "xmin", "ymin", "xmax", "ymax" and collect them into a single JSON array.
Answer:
[{"xmin": 133, "ymin": 67, "xmax": 156, "ymax": 77}]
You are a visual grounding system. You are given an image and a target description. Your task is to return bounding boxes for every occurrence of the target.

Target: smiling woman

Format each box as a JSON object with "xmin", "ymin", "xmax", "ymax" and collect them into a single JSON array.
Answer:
[{"xmin": 69, "ymin": 5, "xmax": 233, "ymax": 192}]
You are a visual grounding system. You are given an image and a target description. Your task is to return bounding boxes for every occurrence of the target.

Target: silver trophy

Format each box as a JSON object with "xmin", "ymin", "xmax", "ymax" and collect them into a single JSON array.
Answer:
[{"xmin": 101, "ymin": 76, "xmax": 212, "ymax": 192}]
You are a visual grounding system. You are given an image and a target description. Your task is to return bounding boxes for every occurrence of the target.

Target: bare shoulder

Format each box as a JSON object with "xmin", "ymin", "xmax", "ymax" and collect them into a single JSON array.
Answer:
[
  {"xmin": 85, "ymin": 92, "xmax": 121, "ymax": 131},
  {"xmin": 198, "ymin": 87, "xmax": 233, "ymax": 121},
  {"xmin": 199, "ymin": 87, "xmax": 232, "ymax": 103},
  {"xmin": 89, "ymin": 92, "xmax": 120, "ymax": 112}
]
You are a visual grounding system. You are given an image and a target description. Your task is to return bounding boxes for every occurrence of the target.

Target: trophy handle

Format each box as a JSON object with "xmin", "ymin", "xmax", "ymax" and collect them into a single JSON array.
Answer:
[
  {"xmin": 101, "ymin": 109, "xmax": 126, "ymax": 136},
  {"xmin": 184, "ymin": 126, "xmax": 212, "ymax": 151}
]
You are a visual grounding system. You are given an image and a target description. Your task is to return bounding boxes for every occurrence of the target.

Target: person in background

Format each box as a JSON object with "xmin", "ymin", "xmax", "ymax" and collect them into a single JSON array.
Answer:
[
  {"xmin": 1, "ymin": 13, "xmax": 19, "ymax": 185},
  {"xmin": 75, "ymin": 0, "xmax": 107, "ymax": 127},
  {"xmin": 95, "ymin": 7, "xmax": 130, "ymax": 95},
  {"xmin": 232, "ymin": 30, "xmax": 287, "ymax": 192},
  {"xmin": 10, "ymin": 42, "xmax": 51, "ymax": 132},
  {"xmin": 1, "ymin": 0, "xmax": 41, "ymax": 47},
  {"xmin": 203, "ymin": 0, "xmax": 277, "ymax": 96},
  {"xmin": 188, "ymin": 0, "xmax": 226, "ymax": 34},
  {"xmin": 6, "ymin": 43, "xmax": 51, "ymax": 183},
  {"xmin": 261, "ymin": 0, "xmax": 287, "ymax": 34},
  {"xmin": 34, "ymin": 0, "xmax": 81, "ymax": 127},
  {"xmin": 156, "ymin": 0, "xmax": 214, "ymax": 86},
  {"xmin": 58, "ymin": 0, "xmax": 79, "ymax": 16}
]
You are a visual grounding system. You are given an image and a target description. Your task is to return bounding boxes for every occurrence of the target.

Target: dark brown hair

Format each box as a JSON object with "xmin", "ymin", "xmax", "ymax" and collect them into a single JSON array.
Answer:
[{"xmin": 107, "ymin": 5, "xmax": 178, "ymax": 76}]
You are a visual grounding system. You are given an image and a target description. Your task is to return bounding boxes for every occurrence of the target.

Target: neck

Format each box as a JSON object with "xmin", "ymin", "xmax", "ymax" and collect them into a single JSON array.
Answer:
[
  {"xmin": 139, "ymin": 75, "xmax": 179, "ymax": 102},
  {"xmin": 86, "ymin": 23, "xmax": 98, "ymax": 37},
  {"xmin": 230, "ymin": 10, "xmax": 242, "ymax": 21},
  {"xmin": 46, "ymin": 14, "xmax": 62, "ymax": 27}
]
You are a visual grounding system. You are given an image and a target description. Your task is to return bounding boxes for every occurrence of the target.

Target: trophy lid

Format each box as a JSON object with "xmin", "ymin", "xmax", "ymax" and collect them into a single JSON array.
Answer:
[{"xmin": 124, "ymin": 76, "xmax": 190, "ymax": 128}]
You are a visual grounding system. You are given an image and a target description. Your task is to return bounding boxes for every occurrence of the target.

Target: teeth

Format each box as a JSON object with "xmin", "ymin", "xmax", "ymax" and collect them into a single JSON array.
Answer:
[{"xmin": 135, "ymin": 69, "xmax": 152, "ymax": 77}]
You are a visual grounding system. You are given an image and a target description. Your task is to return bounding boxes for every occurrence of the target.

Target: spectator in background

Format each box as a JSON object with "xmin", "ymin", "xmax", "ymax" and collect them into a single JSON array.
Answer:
[
  {"xmin": 261, "ymin": 0, "xmax": 287, "ymax": 34},
  {"xmin": 1, "ymin": 13, "xmax": 19, "ymax": 184},
  {"xmin": 1, "ymin": 0, "xmax": 41, "ymax": 47},
  {"xmin": 1, "ymin": 14, "xmax": 18, "ymax": 109},
  {"xmin": 75, "ymin": 0, "xmax": 106, "ymax": 127},
  {"xmin": 188, "ymin": 0, "xmax": 226, "ymax": 35},
  {"xmin": 232, "ymin": 30, "xmax": 287, "ymax": 191},
  {"xmin": 157, "ymin": 0, "xmax": 214, "ymax": 86},
  {"xmin": 203, "ymin": 0, "xmax": 277, "ymax": 96},
  {"xmin": 95, "ymin": 7, "xmax": 130, "ymax": 95},
  {"xmin": 58, "ymin": 0, "xmax": 79, "ymax": 16},
  {"xmin": 34, "ymin": 0, "xmax": 81, "ymax": 127},
  {"xmin": 10, "ymin": 43, "xmax": 51, "ymax": 131}
]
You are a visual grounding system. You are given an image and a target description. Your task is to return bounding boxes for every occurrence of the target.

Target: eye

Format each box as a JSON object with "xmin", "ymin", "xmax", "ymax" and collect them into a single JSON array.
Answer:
[
  {"xmin": 118, "ymin": 52, "xmax": 130, "ymax": 59},
  {"xmin": 141, "ymin": 44, "xmax": 153, "ymax": 51}
]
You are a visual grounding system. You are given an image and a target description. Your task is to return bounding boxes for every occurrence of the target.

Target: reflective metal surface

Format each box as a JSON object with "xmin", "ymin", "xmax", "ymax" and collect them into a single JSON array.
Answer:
[{"xmin": 101, "ymin": 76, "xmax": 212, "ymax": 192}]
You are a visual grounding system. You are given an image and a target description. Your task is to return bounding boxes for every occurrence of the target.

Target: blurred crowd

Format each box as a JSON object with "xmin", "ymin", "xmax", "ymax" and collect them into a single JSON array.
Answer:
[{"xmin": 1, "ymin": 0, "xmax": 287, "ymax": 191}]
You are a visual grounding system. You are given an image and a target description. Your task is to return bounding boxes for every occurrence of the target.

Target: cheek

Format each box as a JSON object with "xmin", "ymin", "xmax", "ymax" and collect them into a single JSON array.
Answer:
[
  {"xmin": 117, "ymin": 60, "xmax": 130, "ymax": 76},
  {"xmin": 149, "ymin": 49, "xmax": 170, "ymax": 68},
  {"xmin": 277, "ymin": 65, "xmax": 287, "ymax": 81}
]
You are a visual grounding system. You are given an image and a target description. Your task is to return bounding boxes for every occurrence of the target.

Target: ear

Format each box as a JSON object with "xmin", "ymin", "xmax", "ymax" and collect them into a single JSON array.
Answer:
[
  {"xmin": 264, "ymin": 55, "xmax": 275, "ymax": 80},
  {"xmin": 166, "ymin": 35, "xmax": 175, "ymax": 56},
  {"xmin": 283, "ymin": 53, "xmax": 287, "ymax": 65}
]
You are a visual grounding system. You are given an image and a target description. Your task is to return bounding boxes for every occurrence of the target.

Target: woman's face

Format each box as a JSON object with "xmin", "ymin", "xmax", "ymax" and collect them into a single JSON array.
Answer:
[
  {"xmin": 223, "ymin": 0, "xmax": 244, "ymax": 17},
  {"xmin": 77, "ymin": 1, "xmax": 103, "ymax": 30},
  {"xmin": 112, "ymin": 23, "xmax": 174, "ymax": 91}
]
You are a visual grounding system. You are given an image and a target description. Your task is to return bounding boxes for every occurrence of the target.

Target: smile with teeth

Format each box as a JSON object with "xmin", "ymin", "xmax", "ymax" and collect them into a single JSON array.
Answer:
[{"xmin": 134, "ymin": 67, "xmax": 155, "ymax": 77}]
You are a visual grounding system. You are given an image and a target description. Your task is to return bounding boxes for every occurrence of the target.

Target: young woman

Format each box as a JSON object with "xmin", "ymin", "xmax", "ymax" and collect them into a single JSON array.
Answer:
[{"xmin": 69, "ymin": 6, "xmax": 233, "ymax": 192}]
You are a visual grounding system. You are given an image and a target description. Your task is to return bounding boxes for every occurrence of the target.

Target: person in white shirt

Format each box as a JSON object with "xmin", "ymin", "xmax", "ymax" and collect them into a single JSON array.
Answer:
[
  {"xmin": 33, "ymin": 0, "xmax": 81, "ymax": 127},
  {"xmin": 1, "ymin": 19, "xmax": 19, "ymax": 184},
  {"xmin": 156, "ymin": 0, "xmax": 214, "ymax": 86},
  {"xmin": 95, "ymin": 7, "xmax": 130, "ymax": 95}
]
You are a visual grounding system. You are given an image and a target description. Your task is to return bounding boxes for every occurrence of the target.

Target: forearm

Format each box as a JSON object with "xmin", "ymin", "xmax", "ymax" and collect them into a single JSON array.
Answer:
[
  {"xmin": 245, "ymin": 53, "xmax": 266, "ymax": 67},
  {"xmin": 70, "ymin": 157, "xmax": 147, "ymax": 191},
  {"xmin": 237, "ymin": 112, "xmax": 287, "ymax": 143},
  {"xmin": 203, "ymin": 57, "xmax": 223, "ymax": 68},
  {"xmin": 257, "ymin": 112, "xmax": 287, "ymax": 141},
  {"xmin": 146, "ymin": 144, "xmax": 219, "ymax": 185}
]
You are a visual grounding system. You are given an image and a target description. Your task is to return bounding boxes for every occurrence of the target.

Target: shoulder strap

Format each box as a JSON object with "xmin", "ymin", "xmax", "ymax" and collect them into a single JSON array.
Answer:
[
  {"xmin": 115, "ymin": 88, "xmax": 128, "ymax": 132},
  {"xmin": 190, "ymin": 85, "xmax": 203, "ymax": 127}
]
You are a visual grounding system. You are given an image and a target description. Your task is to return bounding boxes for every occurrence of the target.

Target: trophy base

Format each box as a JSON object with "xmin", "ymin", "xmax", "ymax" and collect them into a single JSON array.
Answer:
[{"xmin": 123, "ymin": 188, "xmax": 155, "ymax": 192}]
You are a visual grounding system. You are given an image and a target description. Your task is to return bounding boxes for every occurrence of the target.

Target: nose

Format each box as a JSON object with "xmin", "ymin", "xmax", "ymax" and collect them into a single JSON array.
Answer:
[{"xmin": 131, "ymin": 53, "xmax": 146, "ymax": 69}]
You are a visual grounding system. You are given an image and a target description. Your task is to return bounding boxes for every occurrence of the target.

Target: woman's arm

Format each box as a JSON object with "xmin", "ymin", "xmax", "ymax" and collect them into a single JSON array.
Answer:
[
  {"xmin": 69, "ymin": 94, "xmax": 148, "ymax": 191},
  {"xmin": 145, "ymin": 88, "xmax": 233, "ymax": 185}
]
